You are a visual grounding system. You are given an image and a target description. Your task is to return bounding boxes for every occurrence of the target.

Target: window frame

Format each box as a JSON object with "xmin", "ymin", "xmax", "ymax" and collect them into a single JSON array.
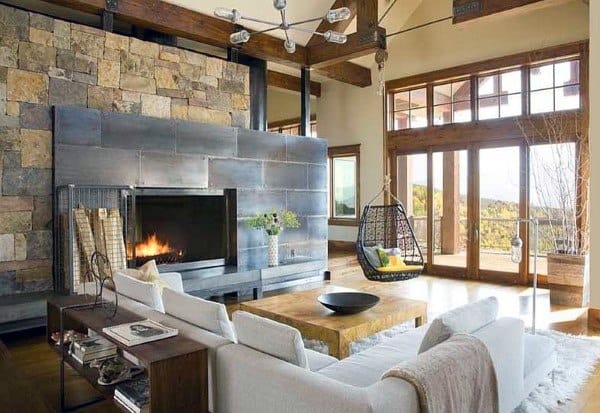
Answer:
[
  {"xmin": 328, "ymin": 144, "xmax": 361, "ymax": 226},
  {"xmin": 476, "ymin": 68, "xmax": 523, "ymax": 120},
  {"xmin": 528, "ymin": 58, "xmax": 581, "ymax": 115},
  {"xmin": 268, "ymin": 115, "xmax": 317, "ymax": 137},
  {"xmin": 388, "ymin": 86, "xmax": 428, "ymax": 131},
  {"xmin": 432, "ymin": 77, "xmax": 472, "ymax": 125}
]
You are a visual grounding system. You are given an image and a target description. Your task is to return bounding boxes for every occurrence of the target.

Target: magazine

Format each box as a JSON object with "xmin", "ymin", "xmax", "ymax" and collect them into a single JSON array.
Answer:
[
  {"xmin": 102, "ymin": 319, "xmax": 177, "ymax": 346},
  {"xmin": 114, "ymin": 377, "xmax": 149, "ymax": 413}
]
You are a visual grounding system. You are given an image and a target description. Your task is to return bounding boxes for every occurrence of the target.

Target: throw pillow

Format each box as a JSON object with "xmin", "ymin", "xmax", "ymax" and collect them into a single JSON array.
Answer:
[
  {"xmin": 364, "ymin": 246, "xmax": 382, "ymax": 268},
  {"xmin": 232, "ymin": 311, "xmax": 308, "ymax": 369},
  {"xmin": 162, "ymin": 288, "xmax": 236, "ymax": 342},
  {"xmin": 139, "ymin": 260, "xmax": 160, "ymax": 280},
  {"xmin": 113, "ymin": 271, "xmax": 164, "ymax": 312},
  {"xmin": 377, "ymin": 248, "xmax": 390, "ymax": 267},
  {"xmin": 418, "ymin": 296, "xmax": 499, "ymax": 354}
]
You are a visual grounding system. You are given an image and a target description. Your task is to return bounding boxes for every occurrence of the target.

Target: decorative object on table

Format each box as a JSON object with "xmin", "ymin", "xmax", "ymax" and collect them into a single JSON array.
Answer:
[
  {"xmin": 114, "ymin": 376, "xmax": 150, "ymax": 413},
  {"xmin": 213, "ymin": 0, "xmax": 350, "ymax": 54},
  {"xmin": 357, "ymin": 176, "xmax": 424, "ymax": 282},
  {"xmin": 50, "ymin": 330, "xmax": 86, "ymax": 346},
  {"xmin": 103, "ymin": 319, "xmax": 178, "ymax": 347},
  {"xmin": 510, "ymin": 218, "xmax": 539, "ymax": 334},
  {"xmin": 69, "ymin": 334, "xmax": 117, "ymax": 365},
  {"xmin": 317, "ymin": 292, "xmax": 380, "ymax": 315},
  {"xmin": 247, "ymin": 210, "xmax": 300, "ymax": 267},
  {"xmin": 90, "ymin": 357, "xmax": 145, "ymax": 386},
  {"xmin": 86, "ymin": 251, "xmax": 119, "ymax": 318}
]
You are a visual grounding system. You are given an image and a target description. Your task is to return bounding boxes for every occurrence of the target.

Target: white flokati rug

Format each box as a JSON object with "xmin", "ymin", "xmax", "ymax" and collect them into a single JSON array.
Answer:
[{"xmin": 304, "ymin": 326, "xmax": 600, "ymax": 412}]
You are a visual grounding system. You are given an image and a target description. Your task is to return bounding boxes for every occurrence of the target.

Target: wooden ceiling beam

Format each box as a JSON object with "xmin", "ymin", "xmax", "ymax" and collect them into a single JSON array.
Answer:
[
  {"xmin": 453, "ymin": 0, "xmax": 545, "ymax": 23},
  {"xmin": 267, "ymin": 70, "xmax": 322, "ymax": 97},
  {"xmin": 314, "ymin": 62, "xmax": 372, "ymax": 87},
  {"xmin": 356, "ymin": 0, "xmax": 378, "ymax": 33},
  {"xmin": 308, "ymin": 28, "xmax": 385, "ymax": 67}
]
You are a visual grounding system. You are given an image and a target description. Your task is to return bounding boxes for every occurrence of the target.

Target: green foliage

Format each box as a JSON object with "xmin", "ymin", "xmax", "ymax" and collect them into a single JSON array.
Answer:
[{"xmin": 246, "ymin": 209, "xmax": 300, "ymax": 236}]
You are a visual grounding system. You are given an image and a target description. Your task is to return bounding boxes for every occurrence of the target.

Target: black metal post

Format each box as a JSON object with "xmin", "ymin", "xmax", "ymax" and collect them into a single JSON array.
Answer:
[
  {"xmin": 300, "ymin": 67, "xmax": 311, "ymax": 136},
  {"xmin": 228, "ymin": 49, "xmax": 267, "ymax": 131}
]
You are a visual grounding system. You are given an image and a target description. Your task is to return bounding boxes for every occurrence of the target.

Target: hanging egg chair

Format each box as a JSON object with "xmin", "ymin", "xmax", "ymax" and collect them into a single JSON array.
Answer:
[{"xmin": 357, "ymin": 178, "xmax": 424, "ymax": 282}]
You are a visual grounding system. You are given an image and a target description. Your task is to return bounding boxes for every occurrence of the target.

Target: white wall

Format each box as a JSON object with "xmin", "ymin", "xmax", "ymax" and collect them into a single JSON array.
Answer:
[
  {"xmin": 318, "ymin": 0, "xmax": 589, "ymax": 242},
  {"xmin": 589, "ymin": 1, "xmax": 599, "ymax": 308},
  {"xmin": 267, "ymin": 87, "xmax": 316, "ymax": 123}
]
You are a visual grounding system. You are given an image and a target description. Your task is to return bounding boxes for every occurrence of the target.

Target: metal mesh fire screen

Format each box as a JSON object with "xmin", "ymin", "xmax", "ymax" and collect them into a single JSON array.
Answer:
[{"xmin": 54, "ymin": 185, "xmax": 135, "ymax": 293}]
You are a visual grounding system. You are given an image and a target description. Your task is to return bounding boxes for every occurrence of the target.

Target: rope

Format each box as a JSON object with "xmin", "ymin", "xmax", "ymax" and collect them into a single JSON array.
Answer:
[{"xmin": 366, "ymin": 175, "xmax": 402, "ymax": 206}]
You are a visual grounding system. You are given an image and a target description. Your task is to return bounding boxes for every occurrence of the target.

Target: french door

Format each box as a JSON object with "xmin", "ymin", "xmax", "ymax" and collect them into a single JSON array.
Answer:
[{"xmin": 394, "ymin": 143, "xmax": 528, "ymax": 283}]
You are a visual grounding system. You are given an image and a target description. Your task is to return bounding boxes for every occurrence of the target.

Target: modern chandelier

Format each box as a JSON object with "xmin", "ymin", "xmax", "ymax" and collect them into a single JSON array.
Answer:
[{"xmin": 214, "ymin": 0, "xmax": 351, "ymax": 54}]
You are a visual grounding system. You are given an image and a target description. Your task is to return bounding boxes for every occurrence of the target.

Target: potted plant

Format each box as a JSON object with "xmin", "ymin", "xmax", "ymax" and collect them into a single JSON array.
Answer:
[
  {"xmin": 247, "ymin": 210, "xmax": 300, "ymax": 267},
  {"xmin": 518, "ymin": 111, "xmax": 590, "ymax": 307}
]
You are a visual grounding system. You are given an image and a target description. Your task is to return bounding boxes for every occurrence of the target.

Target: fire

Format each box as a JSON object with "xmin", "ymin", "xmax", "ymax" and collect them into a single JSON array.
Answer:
[{"xmin": 135, "ymin": 234, "xmax": 174, "ymax": 258}]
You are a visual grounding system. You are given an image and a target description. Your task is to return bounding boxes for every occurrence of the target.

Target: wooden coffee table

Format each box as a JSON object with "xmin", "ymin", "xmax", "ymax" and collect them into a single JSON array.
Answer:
[{"xmin": 240, "ymin": 284, "xmax": 428, "ymax": 359}]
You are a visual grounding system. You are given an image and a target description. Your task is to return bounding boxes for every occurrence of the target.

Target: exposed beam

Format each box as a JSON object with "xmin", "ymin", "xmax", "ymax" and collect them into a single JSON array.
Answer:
[
  {"xmin": 308, "ymin": 28, "xmax": 386, "ymax": 67},
  {"xmin": 356, "ymin": 0, "xmax": 378, "ymax": 33},
  {"xmin": 453, "ymin": 0, "xmax": 544, "ymax": 23},
  {"xmin": 314, "ymin": 62, "xmax": 372, "ymax": 87},
  {"xmin": 306, "ymin": 0, "xmax": 357, "ymax": 48},
  {"xmin": 267, "ymin": 70, "xmax": 321, "ymax": 97},
  {"xmin": 305, "ymin": 0, "xmax": 372, "ymax": 88}
]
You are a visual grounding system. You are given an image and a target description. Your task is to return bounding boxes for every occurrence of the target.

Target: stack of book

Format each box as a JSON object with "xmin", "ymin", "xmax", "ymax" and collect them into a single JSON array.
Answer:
[
  {"xmin": 114, "ymin": 377, "xmax": 149, "ymax": 413},
  {"xmin": 103, "ymin": 319, "xmax": 178, "ymax": 347},
  {"xmin": 70, "ymin": 335, "xmax": 117, "ymax": 365}
]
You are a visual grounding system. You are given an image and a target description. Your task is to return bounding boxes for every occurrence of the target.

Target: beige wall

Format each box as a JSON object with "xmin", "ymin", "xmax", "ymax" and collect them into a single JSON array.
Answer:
[
  {"xmin": 319, "ymin": 0, "xmax": 589, "ymax": 242},
  {"xmin": 267, "ymin": 87, "xmax": 316, "ymax": 124},
  {"xmin": 590, "ymin": 2, "xmax": 599, "ymax": 307}
]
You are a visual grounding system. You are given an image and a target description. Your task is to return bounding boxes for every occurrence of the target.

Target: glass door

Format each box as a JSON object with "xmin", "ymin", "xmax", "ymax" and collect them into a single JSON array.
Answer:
[
  {"xmin": 430, "ymin": 150, "xmax": 469, "ymax": 275},
  {"xmin": 477, "ymin": 145, "xmax": 522, "ymax": 278}
]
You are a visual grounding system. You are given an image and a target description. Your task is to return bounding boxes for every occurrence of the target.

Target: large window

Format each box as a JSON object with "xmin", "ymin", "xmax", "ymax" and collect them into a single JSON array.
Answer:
[
  {"xmin": 328, "ymin": 145, "xmax": 360, "ymax": 226},
  {"xmin": 478, "ymin": 69, "xmax": 522, "ymax": 120},
  {"xmin": 390, "ymin": 87, "xmax": 428, "ymax": 130},
  {"xmin": 433, "ymin": 79, "xmax": 471, "ymax": 125},
  {"xmin": 530, "ymin": 60, "xmax": 580, "ymax": 114}
]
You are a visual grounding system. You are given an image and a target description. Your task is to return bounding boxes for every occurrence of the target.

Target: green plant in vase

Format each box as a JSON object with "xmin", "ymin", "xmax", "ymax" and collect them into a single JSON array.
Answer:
[{"xmin": 247, "ymin": 210, "xmax": 300, "ymax": 266}]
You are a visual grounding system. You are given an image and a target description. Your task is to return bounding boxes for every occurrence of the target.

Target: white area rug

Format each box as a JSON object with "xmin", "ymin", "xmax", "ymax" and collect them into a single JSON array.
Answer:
[{"xmin": 305, "ymin": 326, "xmax": 600, "ymax": 412}]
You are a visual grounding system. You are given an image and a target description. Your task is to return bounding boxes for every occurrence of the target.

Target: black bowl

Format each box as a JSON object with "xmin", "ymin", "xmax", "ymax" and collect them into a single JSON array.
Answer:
[{"xmin": 317, "ymin": 292, "xmax": 380, "ymax": 315}]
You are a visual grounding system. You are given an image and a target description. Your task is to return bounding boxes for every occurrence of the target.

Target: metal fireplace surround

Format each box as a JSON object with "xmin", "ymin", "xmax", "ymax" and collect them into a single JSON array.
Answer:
[{"xmin": 52, "ymin": 106, "xmax": 329, "ymax": 298}]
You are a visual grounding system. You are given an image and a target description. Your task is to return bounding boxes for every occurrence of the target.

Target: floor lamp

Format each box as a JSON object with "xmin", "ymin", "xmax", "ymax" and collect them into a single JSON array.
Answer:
[{"xmin": 511, "ymin": 218, "xmax": 539, "ymax": 334}]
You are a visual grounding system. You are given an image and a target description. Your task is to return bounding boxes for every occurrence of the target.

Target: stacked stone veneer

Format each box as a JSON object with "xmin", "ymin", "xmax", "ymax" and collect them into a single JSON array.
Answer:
[{"xmin": 0, "ymin": 3, "xmax": 250, "ymax": 296}]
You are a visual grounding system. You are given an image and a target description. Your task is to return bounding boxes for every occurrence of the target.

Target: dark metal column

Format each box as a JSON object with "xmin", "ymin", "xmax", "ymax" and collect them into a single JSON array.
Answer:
[
  {"xmin": 300, "ymin": 67, "xmax": 311, "ymax": 136},
  {"xmin": 228, "ymin": 49, "xmax": 268, "ymax": 131}
]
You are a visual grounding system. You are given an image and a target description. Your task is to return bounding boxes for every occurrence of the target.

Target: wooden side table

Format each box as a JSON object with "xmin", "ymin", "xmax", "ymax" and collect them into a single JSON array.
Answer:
[{"xmin": 47, "ymin": 295, "xmax": 208, "ymax": 412}]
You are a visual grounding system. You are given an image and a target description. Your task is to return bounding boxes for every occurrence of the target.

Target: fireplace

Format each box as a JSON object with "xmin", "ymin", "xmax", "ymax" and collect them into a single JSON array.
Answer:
[{"xmin": 132, "ymin": 188, "xmax": 237, "ymax": 271}]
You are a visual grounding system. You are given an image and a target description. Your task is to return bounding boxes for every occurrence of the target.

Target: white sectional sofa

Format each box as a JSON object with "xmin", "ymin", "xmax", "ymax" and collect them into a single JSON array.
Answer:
[{"xmin": 96, "ymin": 272, "xmax": 557, "ymax": 413}]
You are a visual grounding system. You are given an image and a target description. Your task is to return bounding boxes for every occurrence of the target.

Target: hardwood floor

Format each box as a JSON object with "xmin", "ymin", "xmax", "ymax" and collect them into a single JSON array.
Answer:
[{"xmin": 2, "ymin": 251, "xmax": 599, "ymax": 412}]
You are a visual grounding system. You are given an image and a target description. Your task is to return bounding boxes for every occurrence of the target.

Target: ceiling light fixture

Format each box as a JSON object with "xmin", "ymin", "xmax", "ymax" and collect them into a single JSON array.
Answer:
[{"xmin": 214, "ymin": 0, "xmax": 350, "ymax": 53}]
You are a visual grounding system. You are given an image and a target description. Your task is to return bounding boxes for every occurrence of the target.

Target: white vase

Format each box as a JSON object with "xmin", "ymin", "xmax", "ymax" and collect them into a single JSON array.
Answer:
[{"xmin": 268, "ymin": 234, "xmax": 279, "ymax": 267}]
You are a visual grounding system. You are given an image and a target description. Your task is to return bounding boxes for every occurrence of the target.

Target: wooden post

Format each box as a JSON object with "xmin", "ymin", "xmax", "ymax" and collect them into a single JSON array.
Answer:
[
  {"xmin": 300, "ymin": 67, "xmax": 311, "ymax": 136},
  {"xmin": 441, "ymin": 151, "xmax": 460, "ymax": 255}
]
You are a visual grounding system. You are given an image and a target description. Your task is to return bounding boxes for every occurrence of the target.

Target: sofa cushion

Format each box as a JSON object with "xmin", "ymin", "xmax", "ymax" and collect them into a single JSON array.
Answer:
[
  {"xmin": 162, "ymin": 288, "xmax": 236, "ymax": 342},
  {"xmin": 114, "ymin": 271, "xmax": 164, "ymax": 312},
  {"xmin": 318, "ymin": 325, "xmax": 429, "ymax": 387},
  {"xmin": 418, "ymin": 296, "xmax": 499, "ymax": 353},
  {"xmin": 524, "ymin": 333, "xmax": 556, "ymax": 377},
  {"xmin": 305, "ymin": 349, "xmax": 338, "ymax": 372},
  {"xmin": 232, "ymin": 311, "xmax": 308, "ymax": 369}
]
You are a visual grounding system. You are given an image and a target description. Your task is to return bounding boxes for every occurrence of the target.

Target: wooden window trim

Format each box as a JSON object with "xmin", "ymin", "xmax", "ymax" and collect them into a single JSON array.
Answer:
[
  {"xmin": 268, "ymin": 114, "xmax": 317, "ymax": 130},
  {"xmin": 328, "ymin": 144, "xmax": 361, "ymax": 226}
]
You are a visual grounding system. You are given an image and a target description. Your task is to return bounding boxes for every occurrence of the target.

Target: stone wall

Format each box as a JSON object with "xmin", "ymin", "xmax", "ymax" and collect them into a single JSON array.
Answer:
[{"xmin": 0, "ymin": 4, "xmax": 250, "ymax": 296}]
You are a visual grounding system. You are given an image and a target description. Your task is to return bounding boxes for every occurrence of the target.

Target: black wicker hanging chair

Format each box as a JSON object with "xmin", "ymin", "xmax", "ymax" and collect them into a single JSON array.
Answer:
[{"xmin": 357, "ymin": 179, "xmax": 424, "ymax": 282}]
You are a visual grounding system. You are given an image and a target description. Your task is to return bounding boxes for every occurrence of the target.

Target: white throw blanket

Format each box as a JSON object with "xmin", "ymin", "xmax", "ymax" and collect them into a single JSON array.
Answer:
[{"xmin": 382, "ymin": 334, "xmax": 499, "ymax": 413}]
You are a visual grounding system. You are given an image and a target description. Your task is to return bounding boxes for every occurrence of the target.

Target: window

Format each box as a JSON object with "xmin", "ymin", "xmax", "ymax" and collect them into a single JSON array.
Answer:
[
  {"xmin": 268, "ymin": 116, "xmax": 317, "ymax": 137},
  {"xmin": 477, "ymin": 69, "xmax": 522, "ymax": 120},
  {"xmin": 390, "ymin": 87, "xmax": 428, "ymax": 130},
  {"xmin": 530, "ymin": 60, "xmax": 580, "ymax": 114},
  {"xmin": 328, "ymin": 145, "xmax": 360, "ymax": 226},
  {"xmin": 433, "ymin": 79, "xmax": 471, "ymax": 125}
]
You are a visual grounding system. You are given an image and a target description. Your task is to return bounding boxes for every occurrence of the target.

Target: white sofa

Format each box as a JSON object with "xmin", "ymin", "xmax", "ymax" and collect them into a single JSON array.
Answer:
[{"xmin": 95, "ymin": 273, "xmax": 557, "ymax": 413}]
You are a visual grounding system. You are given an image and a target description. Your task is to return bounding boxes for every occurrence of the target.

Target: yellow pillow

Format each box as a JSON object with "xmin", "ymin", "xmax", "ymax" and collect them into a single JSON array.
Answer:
[
  {"xmin": 137, "ymin": 260, "xmax": 169, "ymax": 291},
  {"xmin": 376, "ymin": 264, "xmax": 423, "ymax": 273}
]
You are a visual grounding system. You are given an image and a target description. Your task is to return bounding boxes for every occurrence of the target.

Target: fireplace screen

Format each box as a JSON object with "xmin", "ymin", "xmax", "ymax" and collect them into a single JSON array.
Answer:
[{"xmin": 133, "ymin": 194, "xmax": 230, "ymax": 266}]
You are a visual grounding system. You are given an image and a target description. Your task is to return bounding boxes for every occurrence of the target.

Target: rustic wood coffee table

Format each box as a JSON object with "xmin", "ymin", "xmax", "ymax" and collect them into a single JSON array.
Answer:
[{"xmin": 240, "ymin": 284, "xmax": 428, "ymax": 359}]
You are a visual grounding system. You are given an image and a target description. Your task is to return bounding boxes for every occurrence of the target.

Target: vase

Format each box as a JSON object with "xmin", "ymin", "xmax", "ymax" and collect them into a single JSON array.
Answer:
[{"xmin": 268, "ymin": 234, "xmax": 279, "ymax": 267}]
